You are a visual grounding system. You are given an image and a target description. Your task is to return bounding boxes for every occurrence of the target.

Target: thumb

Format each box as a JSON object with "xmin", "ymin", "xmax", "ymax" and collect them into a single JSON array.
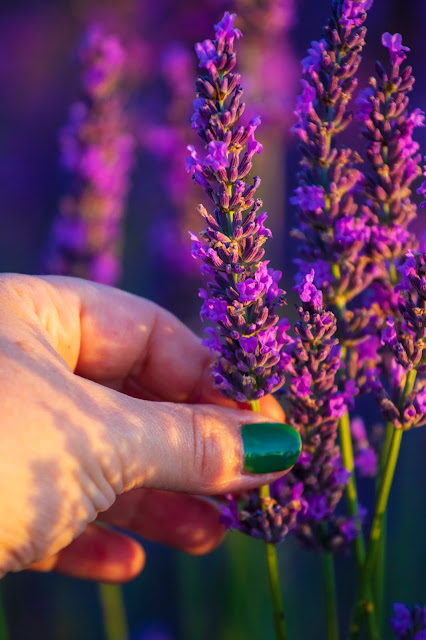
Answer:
[{"xmin": 79, "ymin": 377, "xmax": 301, "ymax": 496}]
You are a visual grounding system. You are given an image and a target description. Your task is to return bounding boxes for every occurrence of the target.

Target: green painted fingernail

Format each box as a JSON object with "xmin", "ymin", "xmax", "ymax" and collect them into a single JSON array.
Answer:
[{"xmin": 242, "ymin": 422, "xmax": 301, "ymax": 474}]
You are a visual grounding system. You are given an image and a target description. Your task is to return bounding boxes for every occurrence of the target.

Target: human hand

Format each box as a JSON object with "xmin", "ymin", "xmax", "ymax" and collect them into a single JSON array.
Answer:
[{"xmin": 0, "ymin": 275, "xmax": 299, "ymax": 582}]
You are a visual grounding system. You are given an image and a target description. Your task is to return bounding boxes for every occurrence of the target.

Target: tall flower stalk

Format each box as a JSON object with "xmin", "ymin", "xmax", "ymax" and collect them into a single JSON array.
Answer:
[
  {"xmin": 350, "ymin": 33, "xmax": 424, "ymax": 637},
  {"xmin": 351, "ymin": 252, "xmax": 426, "ymax": 639},
  {"xmin": 44, "ymin": 24, "xmax": 135, "ymax": 285},
  {"xmin": 291, "ymin": 2, "xmax": 377, "ymax": 590},
  {"xmin": 185, "ymin": 5, "xmax": 426, "ymax": 640},
  {"xmin": 186, "ymin": 12, "xmax": 300, "ymax": 639},
  {"xmin": 291, "ymin": 2, "xmax": 426, "ymax": 638}
]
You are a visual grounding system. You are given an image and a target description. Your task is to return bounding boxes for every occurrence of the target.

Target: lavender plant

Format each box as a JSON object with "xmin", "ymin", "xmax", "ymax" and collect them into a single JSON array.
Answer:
[
  {"xmin": 291, "ymin": 0, "xmax": 374, "ymax": 307},
  {"xmin": 186, "ymin": 11, "xmax": 300, "ymax": 638},
  {"xmin": 44, "ymin": 24, "xmax": 134, "ymax": 285},
  {"xmin": 187, "ymin": 5, "xmax": 426, "ymax": 640},
  {"xmin": 187, "ymin": 12, "xmax": 290, "ymax": 404}
]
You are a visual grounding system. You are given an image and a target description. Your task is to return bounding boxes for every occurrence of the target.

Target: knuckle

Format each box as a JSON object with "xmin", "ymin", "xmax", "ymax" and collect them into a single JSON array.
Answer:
[{"xmin": 191, "ymin": 407, "xmax": 236, "ymax": 491}]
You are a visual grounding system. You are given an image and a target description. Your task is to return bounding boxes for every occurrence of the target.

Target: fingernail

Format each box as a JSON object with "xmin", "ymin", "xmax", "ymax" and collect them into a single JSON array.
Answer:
[{"xmin": 242, "ymin": 422, "xmax": 301, "ymax": 474}]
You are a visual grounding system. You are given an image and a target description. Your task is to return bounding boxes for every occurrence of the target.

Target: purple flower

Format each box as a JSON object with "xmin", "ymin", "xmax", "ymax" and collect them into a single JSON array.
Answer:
[
  {"xmin": 257, "ymin": 212, "xmax": 272, "ymax": 238},
  {"xmin": 44, "ymin": 25, "xmax": 134, "ymax": 285},
  {"xmin": 382, "ymin": 32, "xmax": 410, "ymax": 65},
  {"xmin": 397, "ymin": 252, "xmax": 417, "ymax": 291},
  {"xmin": 204, "ymin": 141, "xmax": 230, "ymax": 172},
  {"xmin": 332, "ymin": 464, "xmax": 350, "ymax": 485},
  {"xmin": 203, "ymin": 327, "xmax": 222, "ymax": 353},
  {"xmin": 381, "ymin": 317, "xmax": 397, "ymax": 347},
  {"xmin": 390, "ymin": 603, "xmax": 417, "ymax": 636},
  {"xmin": 340, "ymin": 0, "xmax": 373, "ymax": 29},
  {"xmin": 239, "ymin": 336, "xmax": 258, "ymax": 354},
  {"xmin": 195, "ymin": 39, "xmax": 218, "ymax": 71},
  {"xmin": 377, "ymin": 253, "xmax": 426, "ymax": 429},
  {"xmin": 292, "ymin": 372, "xmax": 312, "ymax": 398},
  {"xmin": 355, "ymin": 87, "xmax": 374, "ymax": 121},
  {"xmin": 187, "ymin": 14, "xmax": 290, "ymax": 412},
  {"xmin": 361, "ymin": 32, "xmax": 422, "ymax": 275},
  {"xmin": 295, "ymin": 79, "xmax": 316, "ymax": 114},
  {"xmin": 416, "ymin": 388, "xmax": 426, "ymax": 414},
  {"xmin": 292, "ymin": 0, "xmax": 373, "ymax": 307},
  {"xmin": 329, "ymin": 395, "xmax": 346, "ymax": 419},
  {"xmin": 355, "ymin": 448, "xmax": 378, "ymax": 477},
  {"xmin": 294, "ymin": 270, "xmax": 323, "ymax": 309},
  {"xmin": 308, "ymin": 495, "xmax": 329, "ymax": 521},
  {"xmin": 351, "ymin": 416, "xmax": 367, "ymax": 441},
  {"xmin": 199, "ymin": 289, "xmax": 228, "ymax": 323},
  {"xmin": 302, "ymin": 40, "xmax": 326, "ymax": 73},
  {"xmin": 79, "ymin": 25, "xmax": 125, "ymax": 97},
  {"xmin": 340, "ymin": 517, "xmax": 359, "ymax": 543},
  {"xmin": 280, "ymin": 279, "xmax": 355, "ymax": 552},
  {"xmin": 214, "ymin": 12, "xmax": 242, "ymax": 45},
  {"xmin": 291, "ymin": 185, "xmax": 325, "ymax": 214}
]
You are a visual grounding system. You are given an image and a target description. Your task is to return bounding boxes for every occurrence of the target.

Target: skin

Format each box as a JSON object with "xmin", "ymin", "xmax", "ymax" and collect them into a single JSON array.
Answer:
[{"xmin": 0, "ymin": 274, "xmax": 286, "ymax": 583}]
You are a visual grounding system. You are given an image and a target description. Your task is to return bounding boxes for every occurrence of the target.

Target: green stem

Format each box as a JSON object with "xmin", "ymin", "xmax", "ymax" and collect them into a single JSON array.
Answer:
[
  {"xmin": 321, "ymin": 552, "xmax": 339, "ymax": 640},
  {"xmin": 372, "ymin": 421, "xmax": 393, "ymax": 637},
  {"xmin": 373, "ymin": 511, "xmax": 386, "ymax": 640},
  {"xmin": 0, "ymin": 585, "xmax": 9, "ymax": 640},
  {"xmin": 250, "ymin": 399, "xmax": 287, "ymax": 640},
  {"xmin": 366, "ymin": 369, "xmax": 416, "ymax": 583},
  {"xmin": 353, "ymin": 428, "xmax": 403, "ymax": 640},
  {"xmin": 98, "ymin": 583, "xmax": 128, "ymax": 640},
  {"xmin": 338, "ymin": 412, "xmax": 365, "ymax": 572},
  {"xmin": 263, "ymin": 537, "xmax": 287, "ymax": 640},
  {"xmin": 352, "ymin": 369, "xmax": 417, "ymax": 639},
  {"xmin": 340, "ymin": 412, "xmax": 377, "ymax": 640}
]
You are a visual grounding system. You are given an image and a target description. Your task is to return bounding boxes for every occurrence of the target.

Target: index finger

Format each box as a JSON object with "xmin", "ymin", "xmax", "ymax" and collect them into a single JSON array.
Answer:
[{"xmin": 4, "ymin": 275, "xmax": 285, "ymax": 417}]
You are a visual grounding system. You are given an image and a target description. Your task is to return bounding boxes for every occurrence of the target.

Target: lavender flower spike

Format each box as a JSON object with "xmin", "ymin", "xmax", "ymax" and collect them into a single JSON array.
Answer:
[
  {"xmin": 282, "ymin": 272, "xmax": 358, "ymax": 551},
  {"xmin": 186, "ymin": 12, "xmax": 290, "ymax": 403},
  {"xmin": 358, "ymin": 32, "xmax": 424, "ymax": 271},
  {"xmin": 222, "ymin": 270, "xmax": 357, "ymax": 546},
  {"xmin": 44, "ymin": 25, "xmax": 135, "ymax": 285},
  {"xmin": 378, "ymin": 252, "xmax": 426, "ymax": 429},
  {"xmin": 292, "ymin": 0, "xmax": 375, "ymax": 307}
]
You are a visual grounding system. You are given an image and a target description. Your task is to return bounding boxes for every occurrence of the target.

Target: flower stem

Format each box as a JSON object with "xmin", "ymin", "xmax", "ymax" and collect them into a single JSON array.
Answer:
[
  {"xmin": 351, "ymin": 428, "xmax": 403, "ymax": 640},
  {"xmin": 0, "ymin": 585, "xmax": 9, "ymax": 640},
  {"xmin": 250, "ymin": 399, "xmax": 287, "ymax": 640},
  {"xmin": 321, "ymin": 552, "xmax": 339, "ymax": 640},
  {"xmin": 340, "ymin": 412, "xmax": 377, "ymax": 640},
  {"xmin": 351, "ymin": 369, "xmax": 417, "ymax": 639},
  {"xmin": 372, "ymin": 421, "xmax": 393, "ymax": 637},
  {"xmin": 98, "ymin": 583, "xmax": 128, "ymax": 640},
  {"xmin": 338, "ymin": 412, "xmax": 365, "ymax": 571}
]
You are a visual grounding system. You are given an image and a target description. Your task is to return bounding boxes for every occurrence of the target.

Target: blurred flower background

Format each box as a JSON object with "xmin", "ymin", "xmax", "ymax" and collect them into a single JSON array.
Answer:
[{"xmin": 0, "ymin": 0, "xmax": 425, "ymax": 638}]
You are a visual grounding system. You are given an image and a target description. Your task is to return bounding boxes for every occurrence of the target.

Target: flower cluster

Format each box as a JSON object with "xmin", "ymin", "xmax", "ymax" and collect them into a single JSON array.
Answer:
[
  {"xmin": 357, "ymin": 32, "xmax": 424, "ymax": 277},
  {"xmin": 44, "ymin": 25, "xmax": 134, "ymax": 285},
  {"xmin": 282, "ymin": 272, "xmax": 358, "ymax": 551},
  {"xmin": 186, "ymin": 12, "xmax": 290, "ymax": 402},
  {"xmin": 391, "ymin": 602, "xmax": 426, "ymax": 640},
  {"xmin": 291, "ymin": 0, "xmax": 375, "ymax": 307},
  {"xmin": 220, "ymin": 478, "xmax": 305, "ymax": 544},
  {"xmin": 221, "ymin": 272, "xmax": 358, "ymax": 546},
  {"xmin": 378, "ymin": 252, "xmax": 426, "ymax": 428}
]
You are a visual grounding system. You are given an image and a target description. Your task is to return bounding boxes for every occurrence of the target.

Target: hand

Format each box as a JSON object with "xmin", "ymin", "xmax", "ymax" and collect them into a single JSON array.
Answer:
[{"xmin": 0, "ymin": 274, "xmax": 292, "ymax": 583}]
